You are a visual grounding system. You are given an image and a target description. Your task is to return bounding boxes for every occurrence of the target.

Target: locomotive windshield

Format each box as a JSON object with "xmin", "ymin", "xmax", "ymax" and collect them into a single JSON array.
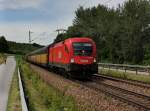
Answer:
[{"xmin": 73, "ymin": 42, "xmax": 93, "ymax": 56}]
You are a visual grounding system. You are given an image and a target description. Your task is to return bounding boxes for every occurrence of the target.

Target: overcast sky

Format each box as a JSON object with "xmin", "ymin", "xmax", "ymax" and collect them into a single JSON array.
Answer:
[{"xmin": 0, "ymin": 0, "xmax": 127, "ymax": 45}]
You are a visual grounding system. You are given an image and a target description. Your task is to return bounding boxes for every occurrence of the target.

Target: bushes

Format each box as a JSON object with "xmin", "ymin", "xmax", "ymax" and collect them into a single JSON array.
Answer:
[{"xmin": 0, "ymin": 53, "xmax": 6, "ymax": 64}]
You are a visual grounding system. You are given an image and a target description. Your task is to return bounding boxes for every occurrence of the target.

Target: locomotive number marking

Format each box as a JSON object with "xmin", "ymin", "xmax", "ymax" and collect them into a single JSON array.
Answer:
[{"xmin": 80, "ymin": 60, "xmax": 88, "ymax": 62}]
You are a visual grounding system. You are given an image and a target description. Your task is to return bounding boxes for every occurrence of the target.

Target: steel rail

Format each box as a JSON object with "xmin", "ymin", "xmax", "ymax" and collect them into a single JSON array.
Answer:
[
  {"xmin": 93, "ymin": 74, "xmax": 150, "ymax": 88},
  {"xmin": 79, "ymin": 81, "xmax": 150, "ymax": 111}
]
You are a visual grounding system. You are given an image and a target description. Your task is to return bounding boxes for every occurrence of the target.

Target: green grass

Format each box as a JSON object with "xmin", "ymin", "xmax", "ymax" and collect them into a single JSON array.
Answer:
[
  {"xmin": 20, "ymin": 60, "xmax": 77, "ymax": 111},
  {"xmin": 0, "ymin": 53, "xmax": 6, "ymax": 64},
  {"xmin": 99, "ymin": 69, "xmax": 150, "ymax": 84},
  {"xmin": 7, "ymin": 67, "xmax": 22, "ymax": 111}
]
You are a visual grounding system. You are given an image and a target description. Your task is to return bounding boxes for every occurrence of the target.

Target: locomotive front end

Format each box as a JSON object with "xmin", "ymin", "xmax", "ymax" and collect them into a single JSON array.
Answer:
[{"xmin": 68, "ymin": 38, "xmax": 98, "ymax": 78}]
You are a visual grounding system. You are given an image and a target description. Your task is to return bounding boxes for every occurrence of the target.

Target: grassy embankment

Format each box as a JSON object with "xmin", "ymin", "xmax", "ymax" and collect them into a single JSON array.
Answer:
[
  {"xmin": 18, "ymin": 56, "xmax": 77, "ymax": 111},
  {"xmin": 7, "ymin": 56, "xmax": 22, "ymax": 111},
  {"xmin": 99, "ymin": 68, "xmax": 150, "ymax": 84},
  {"xmin": 0, "ymin": 53, "xmax": 6, "ymax": 64}
]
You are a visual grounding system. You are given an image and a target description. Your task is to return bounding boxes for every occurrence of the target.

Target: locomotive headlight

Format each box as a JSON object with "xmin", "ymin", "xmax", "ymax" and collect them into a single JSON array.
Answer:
[
  {"xmin": 71, "ymin": 58, "xmax": 75, "ymax": 63},
  {"xmin": 94, "ymin": 58, "xmax": 96, "ymax": 62}
]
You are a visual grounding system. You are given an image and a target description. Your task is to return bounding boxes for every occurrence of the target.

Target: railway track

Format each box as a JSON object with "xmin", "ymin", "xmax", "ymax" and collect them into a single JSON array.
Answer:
[
  {"xmin": 79, "ymin": 80, "xmax": 150, "ymax": 111},
  {"xmin": 30, "ymin": 63, "xmax": 150, "ymax": 110},
  {"xmin": 94, "ymin": 74, "xmax": 150, "ymax": 89}
]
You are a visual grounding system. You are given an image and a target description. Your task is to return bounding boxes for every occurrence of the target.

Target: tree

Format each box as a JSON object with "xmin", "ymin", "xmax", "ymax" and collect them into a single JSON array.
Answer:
[
  {"xmin": 121, "ymin": 0, "xmax": 150, "ymax": 64},
  {"xmin": 53, "ymin": 0, "xmax": 150, "ymax": 64},
  {"xmin": 0, "ymin": 36, "xmax": 9, "ymax": 52}
]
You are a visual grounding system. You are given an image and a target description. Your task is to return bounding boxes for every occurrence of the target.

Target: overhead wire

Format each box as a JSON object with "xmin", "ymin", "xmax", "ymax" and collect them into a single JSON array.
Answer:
[
  {"xmin": 103, "ymin": 0, "xmax": 114, "ymax": 4},
  {"xmin": 31, "ymin": 31, "xmax": 57, "ymax": 43}
]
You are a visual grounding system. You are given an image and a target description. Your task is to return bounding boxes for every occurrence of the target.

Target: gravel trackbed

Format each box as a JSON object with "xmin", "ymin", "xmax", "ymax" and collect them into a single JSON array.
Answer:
[{"xmin": 30, "ymin": 64, "xmax": 145, "ymax": 111}]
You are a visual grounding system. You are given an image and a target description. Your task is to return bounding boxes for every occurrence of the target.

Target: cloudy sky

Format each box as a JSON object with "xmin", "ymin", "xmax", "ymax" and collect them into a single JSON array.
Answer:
[{"xmin": 0, "ymin": 0, "xmax": 127, "ymax": 45}]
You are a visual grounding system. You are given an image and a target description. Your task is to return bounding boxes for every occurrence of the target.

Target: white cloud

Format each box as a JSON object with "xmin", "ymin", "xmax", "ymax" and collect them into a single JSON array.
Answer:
[{"xmin": 0, "ymin": 0, "xmax": 43, "ymax": 10}]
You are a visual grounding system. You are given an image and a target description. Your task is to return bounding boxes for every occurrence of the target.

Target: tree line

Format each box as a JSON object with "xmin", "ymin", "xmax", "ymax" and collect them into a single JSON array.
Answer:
[
  {"xmin": 54, "ymin": 0, "xmax": 150, "ymax": 65},
  {"xmin": 0, "ymin": 36, "xmax": 43, "ymax": 54}
]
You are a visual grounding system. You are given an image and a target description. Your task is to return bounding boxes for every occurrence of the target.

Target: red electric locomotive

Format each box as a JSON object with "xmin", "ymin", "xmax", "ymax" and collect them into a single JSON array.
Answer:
[
  {"xmin": 27, "ymin": 37, "xmax": 98, "ymax": 78},
  {"xmin": 49, "ymin": 37, "xmax": 98, "ymax": 78}
]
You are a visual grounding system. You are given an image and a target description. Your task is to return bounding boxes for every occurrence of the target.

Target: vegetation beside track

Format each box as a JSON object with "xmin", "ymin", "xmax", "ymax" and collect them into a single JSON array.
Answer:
[
  {"xmin": 99, "ymin": 69, "xmax": 150, "ymax": 84},
  {"xmin": 7, "ymin": 67, "xmax": 22, "ymax": 111},
  {"xmin": 0, "ymin": 53, "xmax": 6, "ymax": 64},
  {"xmin": 20, "ymin": 59, "xmax": 77, "ymax": 111}
]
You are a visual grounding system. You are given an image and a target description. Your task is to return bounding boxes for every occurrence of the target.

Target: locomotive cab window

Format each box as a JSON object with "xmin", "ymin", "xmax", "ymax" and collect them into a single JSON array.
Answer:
[{"xmin": 73, "ymin": 42, "xmax": 93, "ymax": 56}]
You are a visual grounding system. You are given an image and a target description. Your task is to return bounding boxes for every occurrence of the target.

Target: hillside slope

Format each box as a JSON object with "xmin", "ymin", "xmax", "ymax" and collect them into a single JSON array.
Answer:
[{"xmin": 8, "ymin": 41, "xmax": 44, "ymax": 55}]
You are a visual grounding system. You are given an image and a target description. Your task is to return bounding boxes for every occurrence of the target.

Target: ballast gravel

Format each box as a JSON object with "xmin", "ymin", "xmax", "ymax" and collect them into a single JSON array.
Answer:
[{"xmin": 30, "ymin": 64, "xmax": 145, "ymax": 111}]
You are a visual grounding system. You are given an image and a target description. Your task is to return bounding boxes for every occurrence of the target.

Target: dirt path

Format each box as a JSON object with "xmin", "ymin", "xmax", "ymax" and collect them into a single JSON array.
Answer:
[{"xmin": 0, "ymin": 56, "xmax": 16, "ymax": 111}]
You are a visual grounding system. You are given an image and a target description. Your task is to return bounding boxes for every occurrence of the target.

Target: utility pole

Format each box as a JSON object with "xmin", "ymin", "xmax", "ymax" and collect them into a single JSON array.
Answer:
[
  {"xmin": 56, "ymin": 29, "xmax": 66, "ymax": 35},
  {"xmin": 29, "ymin": 30, "xmax": 33, "ymax": 44}
]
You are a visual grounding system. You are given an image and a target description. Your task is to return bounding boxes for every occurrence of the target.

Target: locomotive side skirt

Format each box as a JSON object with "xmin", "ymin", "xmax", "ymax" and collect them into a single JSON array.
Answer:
[{"xmin": 48, "ymin": 62, "xmax": 98, "ymax": 73}]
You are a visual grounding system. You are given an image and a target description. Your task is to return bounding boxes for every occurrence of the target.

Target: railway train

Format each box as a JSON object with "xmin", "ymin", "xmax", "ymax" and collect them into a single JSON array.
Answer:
[{"xmin": 26, "ymin": 37, "xmax": 98, "ymax": 78}]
